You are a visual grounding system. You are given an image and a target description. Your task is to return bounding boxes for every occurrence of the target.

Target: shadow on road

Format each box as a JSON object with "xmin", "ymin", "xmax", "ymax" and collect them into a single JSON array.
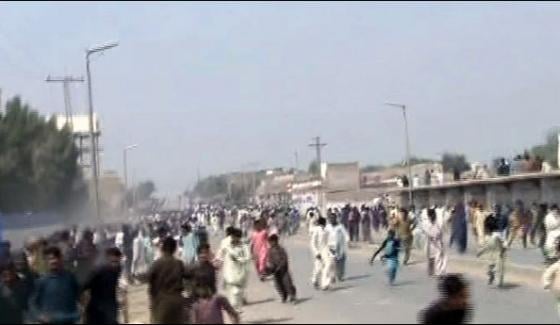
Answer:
[
  {"xmin": 392, "ymin": 280, "xmax": 416, "ymax": 287},
  {"xmin": 495, "ymin": 283, "xmax": 521, "ymax": 290},
  {"xmin": 328, "ymin": 285, "xmax": 354, "ymax": 293},
  {"xmin": 345, "ymin": 274, "xmax": 371, "ymax": 281},
  {"xmin": 247, "ymin": 317, "xmax": 293, "ymax": 324},
  {"xmin": 245, "ymin": 297, "xmax": 275, "ymax": 306},
  {"xmin": 293, "ymin": 297, "xmax": 312, "ymax": 305}
]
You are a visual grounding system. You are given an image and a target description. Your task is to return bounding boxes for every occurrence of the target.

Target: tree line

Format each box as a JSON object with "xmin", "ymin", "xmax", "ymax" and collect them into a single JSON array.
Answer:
[{"xmin": 0, "ymin": 96, "xmax": 84, "ymax": 213}]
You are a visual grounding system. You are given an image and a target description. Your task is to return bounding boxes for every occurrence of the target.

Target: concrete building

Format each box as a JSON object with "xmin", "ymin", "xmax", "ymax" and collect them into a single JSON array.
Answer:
[
  {"xmin": 54, "ymin": 114, "xmax": 101, "ymax": 179},
  {"xmin": 255, "ymin": 171, "xmax": 294, "ymax": 205}
]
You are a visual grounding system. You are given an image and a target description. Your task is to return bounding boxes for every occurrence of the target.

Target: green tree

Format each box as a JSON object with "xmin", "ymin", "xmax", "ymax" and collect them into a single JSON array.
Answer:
[
  {"xmin": 0, "ymin": 96, "xmax": 81, "ymax": 212},
  {"xmin": 441, "ymin": 152, "xmax": 471, "ymax": 173},
  {"xmin": 126, "ymin": 180, "xmax": 156, "ymax": 207},
  {"xmin": 390, "ymin": 156, "xmax": 436, "ymax": 168},
  {"xmin": 361, "ymin": 165, "xmax": 385, "ymax": 173},
  {"xmin": 136, "ymin": 180, "xmax": 156, "ymax": 201},
  {"xmin": 193, "ymin": 175, "xmax": 228, "ymax": 198},
  {"xmin": 531, "ymin": 127, "xmax": 559, "ymax": 168},
  {"xmin": 308, "ymin": 160, "xmax": 320, "ymax": 175}
]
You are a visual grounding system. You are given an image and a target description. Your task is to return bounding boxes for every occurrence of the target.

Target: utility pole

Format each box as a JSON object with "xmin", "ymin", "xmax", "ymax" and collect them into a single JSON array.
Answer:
[
  {"xmin": 385, "ymin": 102, "xmax": 413, "ymax": 206},
  {"xmin": 308, "ymin": 137, "xmax": 327, "ymax": 177},
  {"xmin": 294, "ymin": 151, "xmax": 299, "ymax": 173},
  {"xmin": 85, "ymin": 41, "xmax": 119, "ymax": 223},
  {"xmin": 45, "ymin": 75, "xmax": 84, "ymax": 130},
  {"xmin": 309, "ymin": 137, "xmax": 327, "ymax": 216}
]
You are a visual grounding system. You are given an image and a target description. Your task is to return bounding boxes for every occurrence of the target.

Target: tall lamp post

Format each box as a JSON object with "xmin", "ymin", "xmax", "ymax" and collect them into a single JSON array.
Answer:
[
  {"xmin": 385, "ymin": 102, "xmax": 413, "ymax": 206},
  {"xmin": 86, "ymin": 41, "xmax": 119, "ymax": 222}
]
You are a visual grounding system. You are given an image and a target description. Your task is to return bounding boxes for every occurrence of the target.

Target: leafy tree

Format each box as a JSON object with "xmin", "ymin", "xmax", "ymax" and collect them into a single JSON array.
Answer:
[
  {"xmin": 361, "ymin": 165, "xmax": 385, "ymax": 173},
  {"xmin": 193, "ymin": 175, "xmax": 228, "ymax": 198},
  {"xmin": 126, "ymin": 180, "xmax": 156, "ymax": 207},
  {"xmin": 390, "ymin": 156, "xmax": 436, "ymax": 168},
  {"xmin": 531, "ymin": 127, "xmax": 559, "ymax": 168},
  {"xmin": 308, "ymin": 160, "xmax": 320, "ymax": 175},
  {"xmin": 0, "ymin": 96, "xmax": 81, "ymax": 212},
  {"xmin": 136, "ymin": 180, "xmax": 156, "ymax": 201},
  {"xmin": 441, "ymin": 152, "xmax": 471, "ymax": 173}
]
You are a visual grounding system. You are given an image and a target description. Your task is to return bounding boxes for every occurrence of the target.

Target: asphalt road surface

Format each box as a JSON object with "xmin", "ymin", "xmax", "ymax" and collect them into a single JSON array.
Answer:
[{"xmin": 126, "ymin": 233, "xmax": 559, "ymax": 324}]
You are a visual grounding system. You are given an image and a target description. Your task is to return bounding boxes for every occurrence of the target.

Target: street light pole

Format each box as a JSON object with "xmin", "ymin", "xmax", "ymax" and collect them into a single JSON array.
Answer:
[
  {"xmin": 385, "ymin": 102, "xmax": 413, "ymax": 207},
  {"xmin": 85, "ymin": 41, "xmax": 119, "ymax": 223}
]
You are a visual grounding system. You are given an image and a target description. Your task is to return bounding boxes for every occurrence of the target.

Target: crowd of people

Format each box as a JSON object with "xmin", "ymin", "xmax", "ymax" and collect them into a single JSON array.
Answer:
[
  {"xmin": 2, "ymin": 197, "xmax": 560, "ymax": 324},
  {"xmin": 0, "ymin": 205, "xmax": 302, "ymax": 324}
]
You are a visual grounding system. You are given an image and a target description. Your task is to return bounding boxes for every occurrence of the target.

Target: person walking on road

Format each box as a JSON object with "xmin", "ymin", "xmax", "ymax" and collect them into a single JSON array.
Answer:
[
  {"xmin": 181, "ymin": 223, "xmax": 200, "ymax": 267},
  {"xmin": 222, "ymin": 229, "xmax": 250, "ymax": 312},
  {"xmin": 545, "ymin": 205, "xmax": 560, "ymax": 262},
  {"xmin": 266, "ymin": 234, "xmax": 297, "ymax": 304},
  {"xmin": 507, "ymin": 201, "xmax": 531, "ymax": 249},
  {"xmin": 450, "ymin": 203, "xmax": 468, "ymax": 254},
  {"xmin": 250, "ymin": 219, "xmax": 269, "ymax": 279},
  {"xmin": 361, "ymin": 206, "xmax": 372, "ymax": 243},
  {"xmin": 30, "ymin": 246, "xmax": 81, "ymax": 324},
  {"xmin": 395, "ymin": 208, "xmax": 415, "ymax": 265},
  {"xmin": 310, "ymin": 217, "xmax": 330, "ymax": 290},
  {"xmin": 370, "ymin": 230, "xmax": 401, "ymax": 286},
  {"xmin": 477, "ymin": 217, "xmax": 507, "ymax": 287},
  {"xmin": 131, "ymin": 228, "xmax": 149, "ymax": 282},
  {"xmin": 327, "ymin": 213, "xmax": 349, "ymax": 283},
  {"xmin": 531, "ymin": 203, "xmax": 549, "ymax": 260},
  {"xmin": 75, "ymin": 230, "xmax": 98, "ymax": 286},
  {"xmin": 423, "ymin": 208, "xmax": 447, "ymax": 276},
  {"xmin": 348, "ymin": 206, "xmax": 361, "ymax": 243},
  {"xmin": 0, "ymin": 262, "xmax": 27, "ymax": 324},
  {"xmin": 191, "ymin": 282, "xmax": 240, "ymax": 324},
  {"xmin": 82, "ymin": 247, "xmax": 123, "ymax": 324},
  {"xmin": 543, "ymin": 238, "xmax": 560, "ymax": 320},
  {"xmin": 148, "ymin": 237, "xmax": 187, "ymax": 324}
]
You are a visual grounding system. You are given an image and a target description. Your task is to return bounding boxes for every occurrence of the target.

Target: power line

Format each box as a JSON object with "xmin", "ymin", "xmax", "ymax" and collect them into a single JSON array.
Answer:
[{"xmin": 45, "ymin": 75, "xmax": 84, "ymax": 130}]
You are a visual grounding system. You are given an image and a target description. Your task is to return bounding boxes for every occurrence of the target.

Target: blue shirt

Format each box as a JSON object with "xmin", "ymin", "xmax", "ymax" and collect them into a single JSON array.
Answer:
[{"xmin": 31, "ymin": 270, "xmax": 80, "ymax": 324}]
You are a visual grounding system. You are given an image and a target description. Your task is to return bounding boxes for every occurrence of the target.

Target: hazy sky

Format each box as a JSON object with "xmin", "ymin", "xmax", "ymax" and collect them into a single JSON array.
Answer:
[{"xmin": 1, "ymin": 2, "xmax": 560, "ymax": 195}]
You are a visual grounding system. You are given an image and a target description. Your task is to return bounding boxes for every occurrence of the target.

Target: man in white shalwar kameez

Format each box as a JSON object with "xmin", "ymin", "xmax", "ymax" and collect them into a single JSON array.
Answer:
[
  {"xmin": 310, "ymin": 217, "xmax": 329, "ymax": 290},
  {"xmin": 326, "ymin": 214, "xmax": 349, "ymax": 284},
  {"xmin": 222, "ymin": 229, "xmax": 251, "ymax": 312},
  {"xmin": 131, "ymin": 228, "xmax": 149, "ymax": 281},
  {"xmin": 422, "ymin": 208, "xmax": 447, "ymax": 276}
]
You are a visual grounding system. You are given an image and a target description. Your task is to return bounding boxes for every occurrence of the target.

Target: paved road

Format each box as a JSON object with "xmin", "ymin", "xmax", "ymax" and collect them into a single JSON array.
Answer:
[{"xmin": 127, "ymin": 234, "xmax": 558, "ymax": 324}]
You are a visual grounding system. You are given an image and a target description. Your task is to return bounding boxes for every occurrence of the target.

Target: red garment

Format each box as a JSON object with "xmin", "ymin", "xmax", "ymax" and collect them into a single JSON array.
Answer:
[{"xmin": 250, "ymin": 229, "xmax": 269, "ymax": 275}]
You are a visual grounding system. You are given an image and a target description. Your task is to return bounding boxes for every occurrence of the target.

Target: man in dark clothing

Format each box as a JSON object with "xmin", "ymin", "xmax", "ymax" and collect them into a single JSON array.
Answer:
[
  {"xmin": 341, "ymin": 205, "xmax": 350, "ymax": 231},
  {"xmin": 75, "ymin": 230, "xmax": 98, "ymax": 286},
  {"xmin": 148, "ymin": 237, "xmax": 187, "ymax": 324},
  {"xmin": 0, "ymin": 262, "xmax": 27, "ymax": 324},
  {"xmin": 266, "ymin": 234, "xmax": 297, "ymax": 304},
  {"xmin": 419, "ymin": 274, "xmax": 472, "ymax": 324},
  {"xmin": 82, "ymin": 247, "xmax": 123, "ymax": 324},
  {"xmin": 425, "ymin": 169, "xmax": 432, "ymax": 186},
  {"xmin": 185, "ymin": 243, "xmax": 217, "ymax": 297},
  {"xmin": 121, "ymin": 225, "xmax": 134, "ymax": 280},
  {"xmin": 12, "ymin": 251, "xmax": 38, "ymax": 319},
  {"xmin": 531, "ymin": 203, "xmax": 548, "ymax": 258},
  {"xmin": 349, "ymin": 207, "xmax": 361, "ymax": 242},
  {"xmin": 30, "ymin": 246, "xmax": 80, "ymax": 324}
]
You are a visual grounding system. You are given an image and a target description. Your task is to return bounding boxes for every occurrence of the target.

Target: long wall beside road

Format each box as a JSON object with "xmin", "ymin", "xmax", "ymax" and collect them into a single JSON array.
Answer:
[{"xmin": 388, "ymin": 172, "xmax": 560, "ymax": 208}]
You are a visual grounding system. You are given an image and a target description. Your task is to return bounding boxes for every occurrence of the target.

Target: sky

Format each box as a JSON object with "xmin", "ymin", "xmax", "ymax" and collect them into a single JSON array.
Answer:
[{"xmin": 1, "ymin": 2, "xmax": 560, "ymax": 195}]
